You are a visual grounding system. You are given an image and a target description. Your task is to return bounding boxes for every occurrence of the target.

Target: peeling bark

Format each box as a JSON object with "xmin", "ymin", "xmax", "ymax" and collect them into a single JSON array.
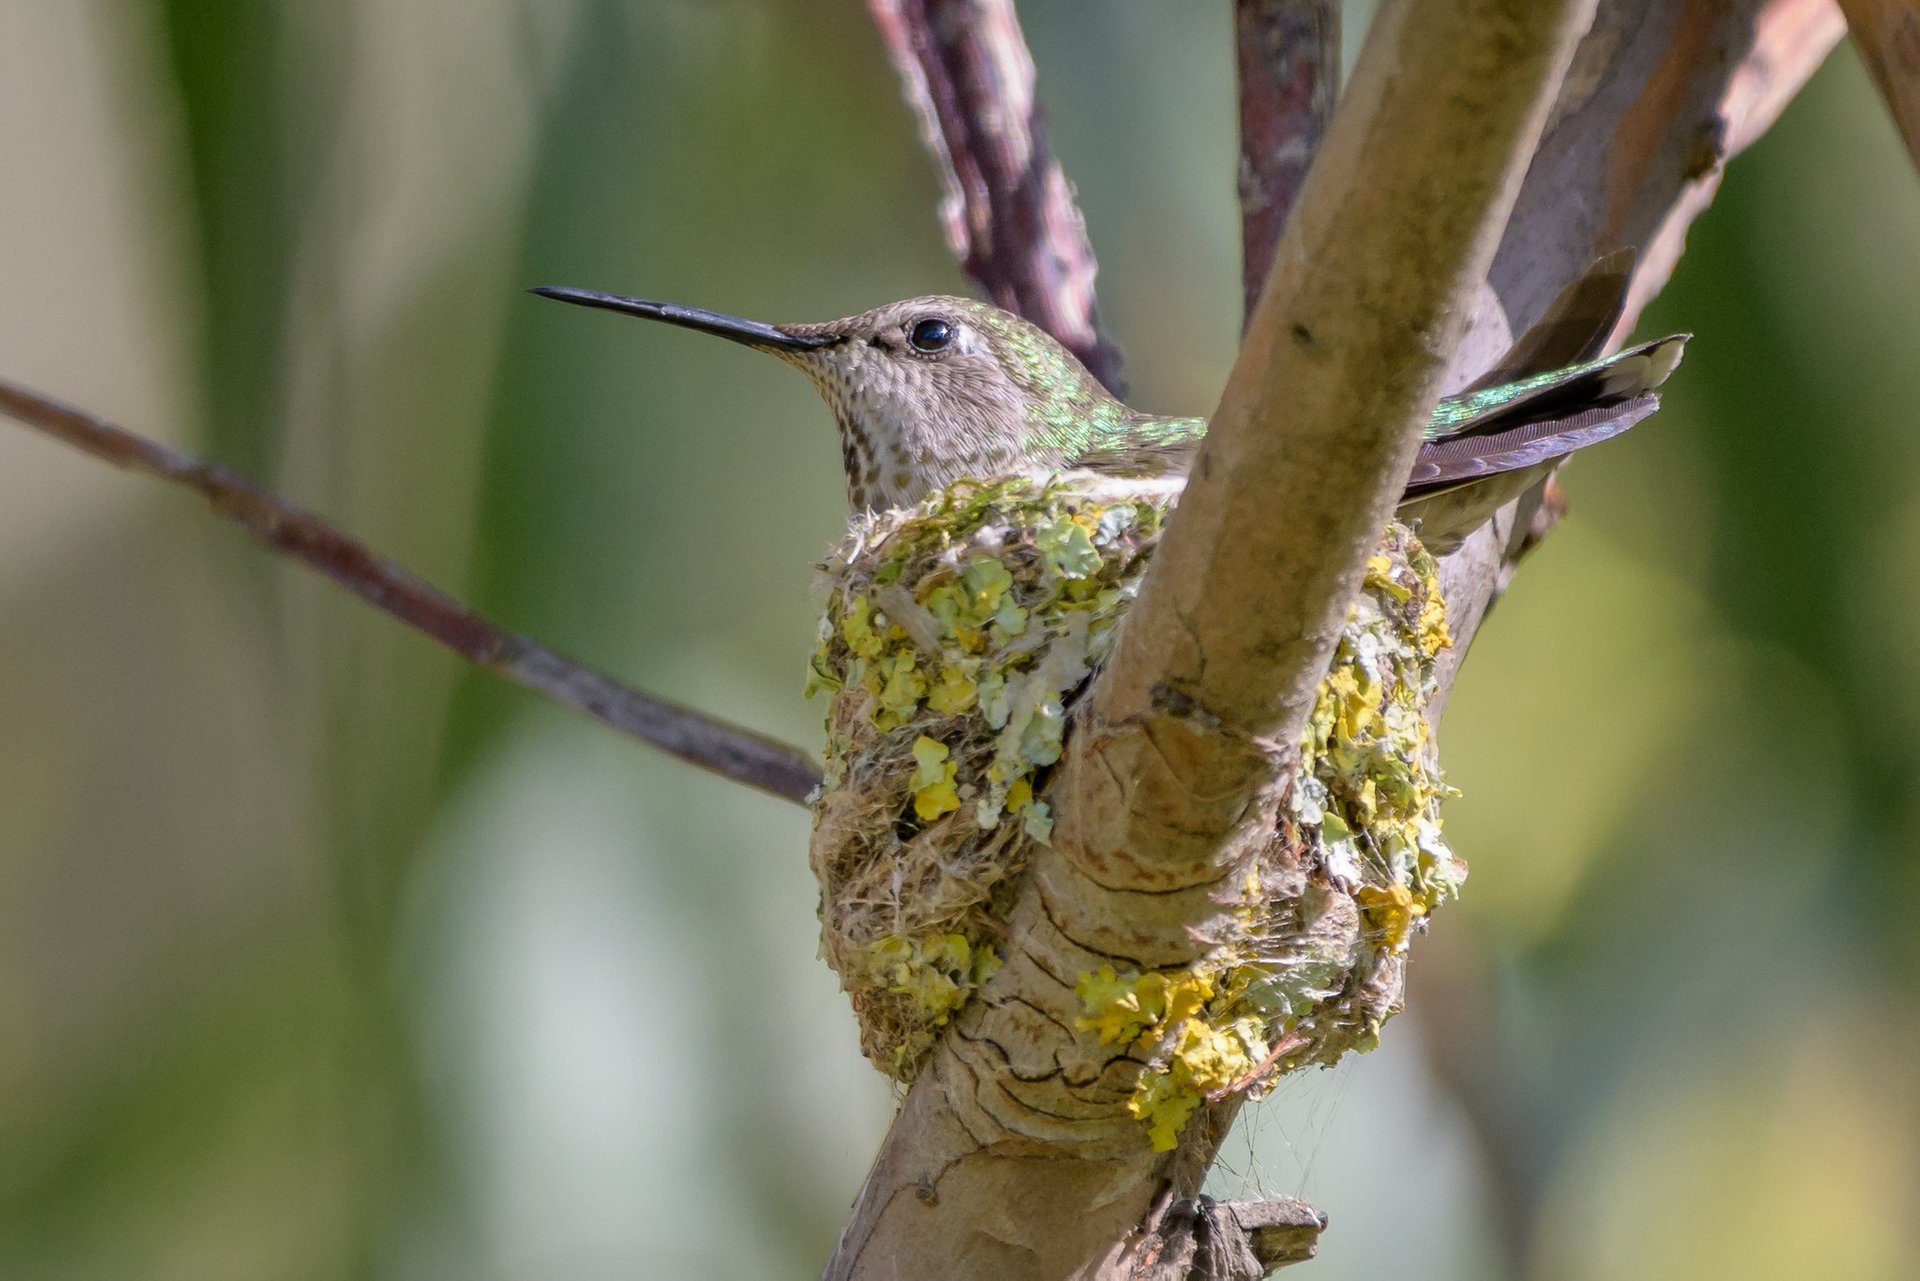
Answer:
[{"xmin": 866, "ymin": 0, "xmax": 1124, "ymax": 389}]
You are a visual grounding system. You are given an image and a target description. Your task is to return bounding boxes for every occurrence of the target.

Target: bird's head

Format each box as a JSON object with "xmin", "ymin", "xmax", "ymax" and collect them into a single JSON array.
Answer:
[{"xmin": 532, "ymin": 287, "xmax": 1124, "ymax": 512}]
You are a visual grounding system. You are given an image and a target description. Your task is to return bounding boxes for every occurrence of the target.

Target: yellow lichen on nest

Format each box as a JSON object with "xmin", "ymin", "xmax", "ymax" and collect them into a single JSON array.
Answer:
[
  {"xmin": 807, "ymin": 475, "xmax": 1465, "ymax": 1126},
  {"xmin": 807, "ymin": 477, "xmax": 1167, "ymax": 1078},
  {"xmin": 1074, "ymin": 522, "xmax": 1465, "ymax": 1149}
]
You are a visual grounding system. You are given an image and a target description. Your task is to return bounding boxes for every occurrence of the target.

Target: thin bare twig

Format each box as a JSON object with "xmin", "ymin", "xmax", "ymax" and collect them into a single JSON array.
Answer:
[
  {"xmin": 1205, "ymin": 1030, "xmax": 1310, "ymax": 1102},
  {"xmin": 866, "ymin": 0, "xmax": 1125, "ymax": 390},
  {"xmin": 1234, "ymin": 0, "xmax": 1341, "ymax": 327},
  {"xmin": 0, "ymin": 378, "xmax": 823, "ymax": 805}
]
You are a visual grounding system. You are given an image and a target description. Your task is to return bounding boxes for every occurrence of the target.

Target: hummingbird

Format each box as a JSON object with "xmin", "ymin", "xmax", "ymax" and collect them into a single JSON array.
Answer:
[{"xmin": 532, "ymin": 253, "xmax": 1684, "ymax": 550}]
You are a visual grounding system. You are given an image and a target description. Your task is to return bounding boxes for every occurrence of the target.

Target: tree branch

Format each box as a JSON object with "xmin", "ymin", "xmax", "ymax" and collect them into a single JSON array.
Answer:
[
  {"xmin": 1837, "ymin": 0, "xmax": 1920, "ymax": 175},
  {"xmin": 1466, "ymin": 0, "xmax": 1843, "ymax": 384},
  {"xmin": 1233, "ymin": 0, "xmax": 1341, "ymax": 327},
  {"xmin": 1063, "ymin": 0, "xmax": 1593, "ymax": 897},
  {"xmin": 866, "ymin": 0, "xmax": 1125, "ymax": 390},
  {"xmin": 0, "ymin": 378, "xmax": 823, "ymax": 806}
]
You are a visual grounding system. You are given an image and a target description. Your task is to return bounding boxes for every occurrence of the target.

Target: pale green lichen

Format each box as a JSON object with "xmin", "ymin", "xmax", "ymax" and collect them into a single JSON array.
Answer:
[
  {"xmin": 807, "ymin": 476, "xmax": 1464, "ymax": 1117},
  {"xmin": 807, "ymin": 478, "xmax": 1164, "ymax": 1077}
]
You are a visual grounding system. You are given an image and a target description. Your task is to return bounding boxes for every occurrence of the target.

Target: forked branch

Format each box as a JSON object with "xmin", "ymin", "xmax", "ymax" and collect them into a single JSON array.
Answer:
[
  {"xmin": 0, "ymin": 378, "xmax": 823, "ymax": 805},
  {"xmin": 1064, "ymin": 0, "xmax": 1596, "ymax": 885}
]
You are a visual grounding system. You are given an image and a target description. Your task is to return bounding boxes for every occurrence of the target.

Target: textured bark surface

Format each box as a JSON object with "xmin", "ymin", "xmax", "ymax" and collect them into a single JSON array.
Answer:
[{"xmin": 1467, "ymin": 0, "xmax": 1845, "ymax": 381}]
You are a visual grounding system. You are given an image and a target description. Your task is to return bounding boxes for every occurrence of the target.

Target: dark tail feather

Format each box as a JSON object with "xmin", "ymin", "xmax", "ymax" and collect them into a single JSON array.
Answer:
[
  {"xmin": 1405, "ymin": 395, "xmax": 1661, "ymax": 494},
  {"xmin": 1431, "ymin": 332, "xmax": 1686, "ymax": 439}
]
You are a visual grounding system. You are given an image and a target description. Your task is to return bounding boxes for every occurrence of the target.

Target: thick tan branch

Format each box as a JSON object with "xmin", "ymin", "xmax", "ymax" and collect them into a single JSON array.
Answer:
[
  {"xmin": 825, "ymin": 2, "xmax": 1840, "ymax": 1278},
  {"xmin": 1060, "ymin": 0, "xmax": 1596, "ymax": 895},
  {"xmin": 0, "ymin": 378, "xmax": 823, "ymax": 805}
]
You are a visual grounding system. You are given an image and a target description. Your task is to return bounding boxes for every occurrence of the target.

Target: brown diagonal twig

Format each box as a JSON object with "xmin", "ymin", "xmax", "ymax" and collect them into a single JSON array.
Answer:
[
  {"xmin": 1838, "ymin": 0, "xmax": 1920, "ymax": 176},
  {"xmin": 0, "ymin": 378, "xmax": 823, "ymax": 806},
  {"xmin": 1234, "ymin": 0, "xmax": 1341, "ymax": 327},
  {"xmin": 866, "ymin": 0, "xmax": 1124, "ymax": 390}
]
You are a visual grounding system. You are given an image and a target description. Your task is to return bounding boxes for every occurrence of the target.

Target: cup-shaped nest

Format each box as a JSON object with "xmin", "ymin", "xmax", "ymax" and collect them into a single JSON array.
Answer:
[{"xmin": 806, "ymin": 475, "xmax": 1464, "ymax": 1126}]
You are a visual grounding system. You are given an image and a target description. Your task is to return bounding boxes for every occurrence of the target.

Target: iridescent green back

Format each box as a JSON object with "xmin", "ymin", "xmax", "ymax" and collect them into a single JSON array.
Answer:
[{"xmin": 953, "ymin": 281, "xmax": 1679, "ymax": 481}]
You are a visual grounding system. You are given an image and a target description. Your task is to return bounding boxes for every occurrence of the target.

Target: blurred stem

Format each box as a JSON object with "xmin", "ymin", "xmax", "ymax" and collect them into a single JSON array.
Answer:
[
  {"xmin": 155, "ymin": 2, "xmax": 330, "ymax": 477},
  {"xmin": 1406, "ymin": 3, "xmax": 1845, "ymax": 1273}
]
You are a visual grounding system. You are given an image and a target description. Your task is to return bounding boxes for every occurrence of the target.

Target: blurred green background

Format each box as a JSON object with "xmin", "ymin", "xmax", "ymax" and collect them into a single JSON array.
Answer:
[{"xmin": 2, "ymin": 3, "xmax": 1917, "ymax": 1278}]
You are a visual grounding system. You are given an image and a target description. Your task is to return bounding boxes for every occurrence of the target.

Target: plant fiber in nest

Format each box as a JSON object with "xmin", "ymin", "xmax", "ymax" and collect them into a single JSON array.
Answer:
[{"xmin": 806, "ymin": 474, "xmax": 1465, "ymax": 1144}]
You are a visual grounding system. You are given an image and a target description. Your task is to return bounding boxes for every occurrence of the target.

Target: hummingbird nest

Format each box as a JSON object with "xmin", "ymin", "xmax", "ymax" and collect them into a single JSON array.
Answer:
[{"xmin": 806, "ymin": 475, "xmax": 1465, "ymax": 1143}]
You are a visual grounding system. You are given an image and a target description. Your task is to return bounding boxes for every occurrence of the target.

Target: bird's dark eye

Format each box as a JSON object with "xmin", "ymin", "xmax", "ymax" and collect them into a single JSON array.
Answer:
[{"xmin": 909, "ymin": 317, "xmax": 955, "ymax": 353}]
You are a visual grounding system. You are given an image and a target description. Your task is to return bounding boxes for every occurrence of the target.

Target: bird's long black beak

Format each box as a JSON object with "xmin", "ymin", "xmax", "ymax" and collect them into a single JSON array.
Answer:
[{"xmin": 529, "ymin": 286, "xmax": 833, "ymax": 352}]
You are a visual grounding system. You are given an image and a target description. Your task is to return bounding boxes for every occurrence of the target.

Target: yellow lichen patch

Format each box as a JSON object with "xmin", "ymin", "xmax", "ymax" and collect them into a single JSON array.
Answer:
[
  {"xmin": 841, "ymin": 595, "xmax": 886, "ymax": 659},
  {"xmin": 1074, "ymin": 964, "xmax": 1218, "ymax": 1049},
  {"xmin": 909, "ymin": 736, "xmax": 961, "ymax": 821},
  {"xmin": 1291, "ymin": 522, "xmax": 1463, "ymax": 944},
  {"xmin": 1125, "ymin": 1016, "xmax": 1269, "ymax": 1150},
  {"xmin": 1354, "ymin": 882, "xmax": 1422, "ymax": 951},
  {"xmin": 856, "ymin": 933, "xmax": 1004, "ymax": 1074},
  {"xmin": 925, "ymin": 663, "xmax": 978, "ymax": 715},
  {"xmin": 809, "ymin": 478, "xmax": 1169, "ymax": 1080},
  {"xmin": 870, "ymin": 653, "xmax": 927, "ymax": 730},
  {"xmin": 1076, "ymin": 964, "xmax": 1277, "ymax": 1151}
]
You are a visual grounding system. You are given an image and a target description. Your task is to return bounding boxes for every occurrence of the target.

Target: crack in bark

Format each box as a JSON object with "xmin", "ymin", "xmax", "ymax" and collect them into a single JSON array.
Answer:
[
  {"xmin": 1050, "ymin": 853, "xmax": 1243, "ymax": 901},
  {"xmin": 1029, "ymin": 884, "xmax": 1175, "ymax": 968},
  {"xmin": 997, "ymin": 991, "xmax": 1077, "ymax": 1040},
  {"xmin": 953, "ymin": 1026, "xmax": 1064, "ymax": 1086}
]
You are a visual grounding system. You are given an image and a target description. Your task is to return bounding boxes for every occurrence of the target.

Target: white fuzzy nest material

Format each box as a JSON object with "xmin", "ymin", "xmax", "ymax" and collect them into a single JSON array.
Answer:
[{"xmin": 805, "ymin": 474, "xmax": 1465, "ymax": 1118}]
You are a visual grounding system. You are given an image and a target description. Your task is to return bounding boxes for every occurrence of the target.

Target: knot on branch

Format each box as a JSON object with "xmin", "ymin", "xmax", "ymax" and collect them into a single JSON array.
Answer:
[{"xmin": 1139, "ymin": 1195, "xmax": 1327, "ymax": 1278}]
